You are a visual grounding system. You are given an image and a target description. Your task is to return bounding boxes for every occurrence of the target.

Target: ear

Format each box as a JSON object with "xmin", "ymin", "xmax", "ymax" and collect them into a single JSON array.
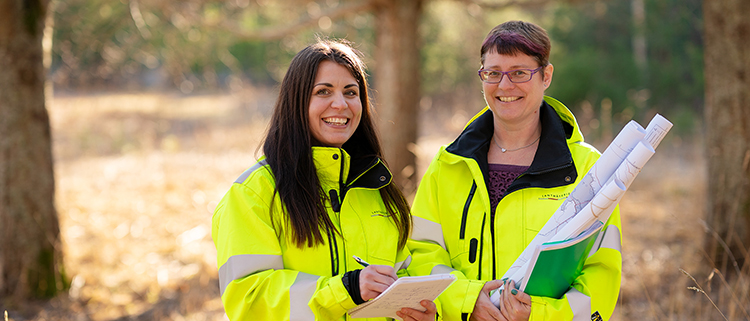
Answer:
[{"xmin": 543, "ymin": 64, "xmax": 554, "ymax": 88}]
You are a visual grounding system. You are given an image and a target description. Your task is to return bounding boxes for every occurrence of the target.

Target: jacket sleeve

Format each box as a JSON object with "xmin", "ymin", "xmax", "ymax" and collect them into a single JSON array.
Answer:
[
  {"xmin": 528, "ymin": 205, "xmax": 622, "ymax": 321},
  {"xmin": 212, "ymin": 182, "xmax": 357, "ymax": 321},
  {"xmin": 407, "ymin": 157, "xmax": 486, "ymax": 321}
]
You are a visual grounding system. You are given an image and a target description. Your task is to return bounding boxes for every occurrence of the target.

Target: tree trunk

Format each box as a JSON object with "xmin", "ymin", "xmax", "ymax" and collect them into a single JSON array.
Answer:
[
  {"xmin": 0, "ymin": 0, "xmax": 65, "ymax": 301},
  {"xmin": 372, "ymin": 0, "xmax": 423, "ymax": 195},
  {"xmin": 703, "ymin": 0, "xmax": 750, "ymax": 276}
]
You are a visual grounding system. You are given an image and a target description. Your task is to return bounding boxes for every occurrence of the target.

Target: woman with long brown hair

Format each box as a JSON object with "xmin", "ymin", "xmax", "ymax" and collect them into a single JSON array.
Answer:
[{"xmin": 212, "ymin": 38, "xmax": 435, "ymax": 321}]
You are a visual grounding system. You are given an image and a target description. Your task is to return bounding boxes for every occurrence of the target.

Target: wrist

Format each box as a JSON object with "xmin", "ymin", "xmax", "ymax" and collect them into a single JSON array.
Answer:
[{"xmin": 342, "ymin": 269, "xmax": 365, "ymax": 304}]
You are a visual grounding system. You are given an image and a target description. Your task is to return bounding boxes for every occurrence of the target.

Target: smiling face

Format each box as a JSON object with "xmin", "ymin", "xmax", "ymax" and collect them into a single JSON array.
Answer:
[
  {"xmin": 482, "ymin": 51, "xmax": 553, "ymax": 126},
  {"xmin": 308, "ymin": 60, "xmax": 362, "ymax": 148}
]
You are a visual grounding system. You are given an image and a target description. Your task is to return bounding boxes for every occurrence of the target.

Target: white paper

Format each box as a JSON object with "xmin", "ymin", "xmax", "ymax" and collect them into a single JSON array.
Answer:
[
  {"xmin": 348, "ymin": 274, "xmax": 456, "ymax": 320},
  {"xmin": 490, "ymin": 114, "xmax": 672, "ymax": 307}
]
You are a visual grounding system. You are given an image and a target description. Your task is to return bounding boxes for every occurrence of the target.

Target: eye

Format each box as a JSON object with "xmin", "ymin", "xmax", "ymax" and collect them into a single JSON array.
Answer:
[
  {"xmin": 487, "ymin": 70, "xmax": 501, "ymax": 77},
  {"xmin": 315, "ymin": 88, "xmax": 331, "ymax": 95},
  {"xmin": 345, "ymin": 89, "xmax": 359, "ymax": 97},
  {"xmin": 511, "ymin": 70, "xmax": 530, "ymax": 77}
]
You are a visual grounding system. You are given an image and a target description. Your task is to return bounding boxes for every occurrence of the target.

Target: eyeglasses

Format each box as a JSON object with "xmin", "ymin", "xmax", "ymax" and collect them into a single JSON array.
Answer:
[{"xmin": 477, "ymin": 66, "xmax": 544, "ymax": 84}]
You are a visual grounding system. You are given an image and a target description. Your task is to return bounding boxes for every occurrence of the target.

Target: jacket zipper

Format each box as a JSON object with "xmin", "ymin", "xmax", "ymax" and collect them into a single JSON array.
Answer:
[
  {"xmin": 527, "ymin": 162, "xmax": 573, "ymax": 176},
  {"xmin": 489, "ymin": 210, "xmax": 497, "ymax": 280},
  {"xmin": 327, "ymin": 149, "xmax": 346, "ymax": 276},
  {"xmin": 477, "ymin": 212, "xmax": 486, "ymax": 280},
  {"xmin": 459, "ymin": 181, "xmax": 477, "ymax": 240}
]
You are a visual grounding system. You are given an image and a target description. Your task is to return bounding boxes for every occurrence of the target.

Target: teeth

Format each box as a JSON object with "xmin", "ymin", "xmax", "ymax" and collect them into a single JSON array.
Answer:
[
  {"xmin": 323, "ymin": 117, "xmax": 348, "ymax": 125},
  {"xmin": 497, "ymin": 96, "xmax": 521, "ymax": 102}
]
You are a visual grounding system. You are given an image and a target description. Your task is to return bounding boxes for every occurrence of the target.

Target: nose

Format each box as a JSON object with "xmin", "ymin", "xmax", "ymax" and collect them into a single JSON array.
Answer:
[
  {"xmin": 497, "ymin": 73, "xmax": 515, "ymax": 89},
  {"xmin": 331, "ymin": 92, "xmax": 348, "ymax": 109}
]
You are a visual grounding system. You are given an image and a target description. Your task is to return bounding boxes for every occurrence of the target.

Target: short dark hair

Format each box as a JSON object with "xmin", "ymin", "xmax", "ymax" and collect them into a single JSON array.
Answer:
[
  {"xmin": 480, "ymin": 20, "xmax": 551, "ymax": 68},
  {"xmin": 263, "ymin": 39, "xmax": 411, "ymax": 249}
]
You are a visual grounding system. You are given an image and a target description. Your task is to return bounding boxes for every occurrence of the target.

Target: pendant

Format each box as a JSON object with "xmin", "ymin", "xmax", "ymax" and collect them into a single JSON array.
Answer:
[{"xmin": 501, "ymin": 148, "xmax": 507, "ymax": 153}]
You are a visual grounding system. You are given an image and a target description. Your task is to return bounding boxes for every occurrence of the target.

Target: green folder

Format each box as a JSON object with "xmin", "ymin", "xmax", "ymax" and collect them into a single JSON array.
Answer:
[{"xmin": 519, "ymin": 221, "xmax": 604, "ymax": 299}]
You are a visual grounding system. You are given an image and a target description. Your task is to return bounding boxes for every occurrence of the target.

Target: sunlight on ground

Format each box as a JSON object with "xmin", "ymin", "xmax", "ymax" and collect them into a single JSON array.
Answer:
[{"xmin": 10, "ymin": 91, "xmax": 736, "ymax": 320}]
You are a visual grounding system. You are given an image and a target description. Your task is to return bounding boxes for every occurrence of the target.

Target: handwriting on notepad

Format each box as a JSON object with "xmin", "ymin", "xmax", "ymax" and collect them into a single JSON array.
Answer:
[{"xmin": 348, "ymin": 274, "xmax": 456, "ymax": 319}]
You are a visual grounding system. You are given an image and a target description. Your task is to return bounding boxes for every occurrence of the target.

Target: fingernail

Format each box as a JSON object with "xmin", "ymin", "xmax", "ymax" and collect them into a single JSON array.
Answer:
[
  {"xmin": 502, "ymin": 277, "xmax": 508, "ymax": 282},
  {"xmin": 511, "ymin": 289, "xmax": 518, "ymax": 295}
]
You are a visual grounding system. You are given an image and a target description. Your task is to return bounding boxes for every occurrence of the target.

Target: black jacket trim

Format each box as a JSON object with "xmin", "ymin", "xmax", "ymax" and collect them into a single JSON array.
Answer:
[
  {"xmin": 445, "ymin": 101, "xmax": 578, "ymax": 194},
  {"xmin": 346, "ymin": 156, "xmax": 391, "ymax": 190}
]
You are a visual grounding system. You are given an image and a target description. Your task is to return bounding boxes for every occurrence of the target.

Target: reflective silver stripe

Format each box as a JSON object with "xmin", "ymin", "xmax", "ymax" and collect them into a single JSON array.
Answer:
[
  {"xmin": 219, "ymin": 254, "xmax": 283, "ymax": 296},
  {"xmin": 588, "ymin": 224, "xmax": 622, "ymax": 258},
  {"xmin": 289, "ymin": 272, "xmax": 318, "ymax": 321},
  {"xmin": 396, "ymin": 255, "xmax": 412, "ymax": 271},
  {"xmin": 431, "ymin": 264, "xmax": 455, "ymax": 275},
  {"xmin": 235, "ymin": 159, "xmax": 269, "ymax": 184},
  {"xmin": 599, "ymin": 224, "xmax": 622, "ymax": 252},
  {"xmin": 566, "ymin": 287, "xmax": 591, "ymax": 321},
  {"xmin": 411, "ymin": 216, "xmax": 447, "ymax": 250}
]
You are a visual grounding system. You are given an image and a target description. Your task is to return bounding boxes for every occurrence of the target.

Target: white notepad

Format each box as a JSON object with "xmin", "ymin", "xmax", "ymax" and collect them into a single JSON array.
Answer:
[{"xmin": 348, "ymin": 274, "xmax": 456, "ymax": 320}]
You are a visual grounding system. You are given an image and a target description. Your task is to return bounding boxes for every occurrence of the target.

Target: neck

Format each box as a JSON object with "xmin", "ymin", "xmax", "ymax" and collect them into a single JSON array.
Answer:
[{"xmin": 492, "ymin": 116, "xmax": 542, "ymax": 150}]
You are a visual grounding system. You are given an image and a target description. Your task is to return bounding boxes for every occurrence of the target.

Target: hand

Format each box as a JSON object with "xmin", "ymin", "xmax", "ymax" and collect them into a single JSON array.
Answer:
[
  {"xmin": 498, "ymin": 280, "xmax": 531, "ymax": 321},
  {"xmin": 396, "ymin": 300, "xmax": 437, "ymax": 321},
  {"xmin": 470, "ymin": 280, "xmax": 508, "ymax": 321},
  {"xmin": 359, "ymin": 265, "xmax": 398, "ymax": 301}
]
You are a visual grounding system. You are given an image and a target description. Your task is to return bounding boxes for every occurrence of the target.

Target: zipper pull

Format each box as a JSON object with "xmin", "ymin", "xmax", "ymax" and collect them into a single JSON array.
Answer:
[{"xmin": 329, "ymin": 189, "xmax": 341, "ymax": 212}]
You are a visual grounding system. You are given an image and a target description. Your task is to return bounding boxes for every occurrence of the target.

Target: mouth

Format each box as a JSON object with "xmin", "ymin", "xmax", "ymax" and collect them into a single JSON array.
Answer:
[
  {"xmin": 496, "ymin": 96, "xmax": 522, "ymax": 102},
  {"xmin": 323, "ymin": 117, "xmax": 349, "ymax": 126}
]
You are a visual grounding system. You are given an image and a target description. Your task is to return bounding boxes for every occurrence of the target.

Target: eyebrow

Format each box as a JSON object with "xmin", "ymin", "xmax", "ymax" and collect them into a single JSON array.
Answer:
[
  {"xmin": 313, "ymin": 83, "xmax": 359, "ymax": 88},
  {"xmin": 483, "ymin": 64, "xmax": 534, "ymax": 70}
]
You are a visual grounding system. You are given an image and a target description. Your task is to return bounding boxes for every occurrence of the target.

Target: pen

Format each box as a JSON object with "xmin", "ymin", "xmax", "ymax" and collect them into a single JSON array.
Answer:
[{"xmin": 353, "ymin": 255, "xmax": 369, "ymax": 267}]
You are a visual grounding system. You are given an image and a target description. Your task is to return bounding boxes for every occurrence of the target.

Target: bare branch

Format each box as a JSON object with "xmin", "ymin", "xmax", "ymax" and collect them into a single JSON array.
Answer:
[{"xmin": 220, "ymin": 0, "xmax": 375, "ymax": 41}]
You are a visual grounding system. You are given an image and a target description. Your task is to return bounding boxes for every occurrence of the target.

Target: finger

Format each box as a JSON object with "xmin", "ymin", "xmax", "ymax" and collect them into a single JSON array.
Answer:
[
  {"xmin": 359, "ymin": 282, "xmax": 390, "ymax": 300},
  {"xmin": 479, "ymin": 291, "xmax": 505, "ymax": 320},
  {"xmin": 499, "ymin": 291, "xmax": 512, "ymax": 320},
  {"xmin": 511, "ymin": 288, "xmax": 532, "ymax": 306},
  {"xmin": 421, "ymin": 300, "xmax": 437, "ymax": 315},
  {"xmin": 370, "ymin": 264, "xmax": 398, "ymax": 281},
  {"xmin": 483, "ymin": 279, "xmax": 504, "ymax": 292},
  {"xmin": 500, "ymin": 286, "xmax": 517, "ymax": 319},
  {"xmin": 361, "ymin": 265, "xmax": 397, "ymax": 286},
  {"xmin": 360, "ymin": 266, "xmax": 396, "ymax": 287},
  {"xmin": 399, "ymin": 308, "xmax": 419, "ymax": 321},
  {"xmin": 395, "ymin": 310, "xmax": 412, "ymax": 321},
  {"xmin": 505, "ymin": 280, "xmax": 531, "ymax": 306}
]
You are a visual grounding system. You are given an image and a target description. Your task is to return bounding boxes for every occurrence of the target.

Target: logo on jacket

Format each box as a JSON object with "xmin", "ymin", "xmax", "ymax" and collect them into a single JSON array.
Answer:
[
  {"xmin": 371, "ymin": 210, "xmax": 391, "ymax": 218},
  {"xmin": 591, "ymin": 311, "xmax": 603, "ymax": 321},
  {"xmin": 538, "ymin": 192, "xmax": 570, "ymax": 201}
]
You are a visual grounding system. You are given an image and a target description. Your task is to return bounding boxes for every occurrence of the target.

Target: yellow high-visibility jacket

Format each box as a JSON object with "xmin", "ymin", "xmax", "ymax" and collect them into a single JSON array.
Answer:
[
  {"xmin": 407, "ymin": 97, "xmax": 622, "ymax": 321},
  {"xmin": 213, "ymin": 147, "xmax": 412, "ymax": 320}
]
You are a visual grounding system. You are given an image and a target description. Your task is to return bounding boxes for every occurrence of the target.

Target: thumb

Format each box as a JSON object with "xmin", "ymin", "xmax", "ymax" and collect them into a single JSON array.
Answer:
[{"xmin": 483, "ymin": 279, "xmax": 504, "ymax": 292}]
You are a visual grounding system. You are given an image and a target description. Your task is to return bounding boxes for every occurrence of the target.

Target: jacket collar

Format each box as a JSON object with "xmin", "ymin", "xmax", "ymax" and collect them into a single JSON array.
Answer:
[
  {"xmin": 445, "ymin": 97, "xmax": 578, "ymax": 189},
  {"xmin": 311, "ymin": 147, "xmax": 392, "ymax": 190}
]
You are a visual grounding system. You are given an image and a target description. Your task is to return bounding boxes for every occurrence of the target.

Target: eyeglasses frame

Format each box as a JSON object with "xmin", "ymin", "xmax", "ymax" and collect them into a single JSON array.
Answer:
[{"xmin": 477, "ymin": 65, "xmax": 545, "ymax": 84}]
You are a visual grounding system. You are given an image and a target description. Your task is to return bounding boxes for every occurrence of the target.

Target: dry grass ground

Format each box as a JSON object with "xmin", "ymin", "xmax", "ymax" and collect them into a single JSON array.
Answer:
[{"xmin": 3, "ymin": 91, "xmax": 747, "ymax": 320}]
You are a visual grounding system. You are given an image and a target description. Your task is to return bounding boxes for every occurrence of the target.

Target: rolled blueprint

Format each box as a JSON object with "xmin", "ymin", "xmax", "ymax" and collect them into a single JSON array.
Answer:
[
  {"xmin": 490, "ymin": 115, "xmax": 671, "ymax": 307},
  {"xmin": 497, "ymin": 120, "xmax": 646, "ymax": 284}
]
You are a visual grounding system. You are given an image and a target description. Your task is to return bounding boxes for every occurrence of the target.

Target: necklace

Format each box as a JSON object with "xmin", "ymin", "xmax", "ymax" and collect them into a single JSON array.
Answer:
[{"xmin": 493, "ymin": 134, "xmax": 541, "ymax": 153}]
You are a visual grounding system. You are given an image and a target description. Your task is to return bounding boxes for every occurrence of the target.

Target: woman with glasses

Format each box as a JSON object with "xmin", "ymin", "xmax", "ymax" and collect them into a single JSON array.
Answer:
[{"xmin": 406, "ymin": 21, "xmax": 621, "ymax": 321}]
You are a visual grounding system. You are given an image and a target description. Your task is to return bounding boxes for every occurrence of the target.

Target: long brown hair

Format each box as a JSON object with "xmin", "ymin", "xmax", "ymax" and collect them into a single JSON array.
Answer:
[{"xmin": 262, "ymin": 39, "xmax": 411, "ymax": 249}]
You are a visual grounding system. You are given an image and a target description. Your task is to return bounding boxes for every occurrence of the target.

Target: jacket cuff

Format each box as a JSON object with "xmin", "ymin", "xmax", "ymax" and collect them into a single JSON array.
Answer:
[
  {"xmin": 341, "ymin": 270, "xmax": 366, "ymax": 304},
  {"xmin": 326, "ymin": 274, "xmax": 358, "ymax": 312},
  {"xmin": 462, "ymin": 280, "xmax": 485, "ymax": 313}
]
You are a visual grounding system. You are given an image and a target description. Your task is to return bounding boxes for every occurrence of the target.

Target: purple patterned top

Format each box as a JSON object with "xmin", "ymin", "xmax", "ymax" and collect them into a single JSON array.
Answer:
[{"xmin": 488, "ymin": 163, "xmax": 529, "ymax": 212}]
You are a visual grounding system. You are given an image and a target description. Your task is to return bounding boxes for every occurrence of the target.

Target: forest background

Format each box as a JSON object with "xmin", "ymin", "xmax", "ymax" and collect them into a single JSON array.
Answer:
[{"xmin": 6, "ymin": 0, "xmax": 745, "ymax": 320}]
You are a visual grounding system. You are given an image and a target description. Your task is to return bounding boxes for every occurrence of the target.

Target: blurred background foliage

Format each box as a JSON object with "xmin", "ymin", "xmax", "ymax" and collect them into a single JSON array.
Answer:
[{"xmin": 50, "ymin": 0, "xmax": 703, "ymax": 140}]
